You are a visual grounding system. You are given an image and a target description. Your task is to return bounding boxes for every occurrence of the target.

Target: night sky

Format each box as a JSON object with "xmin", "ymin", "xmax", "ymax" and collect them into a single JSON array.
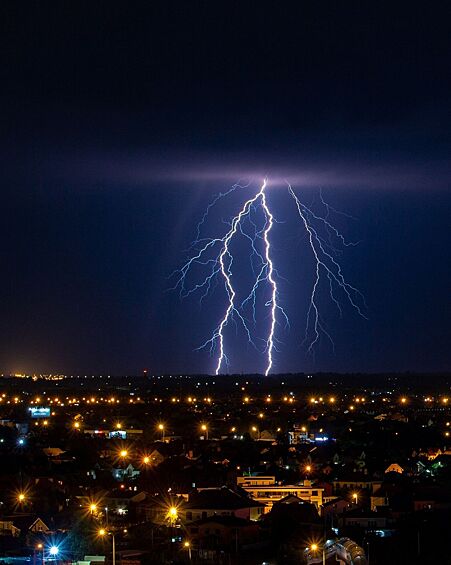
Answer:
[{"xmin": 1, "ymin": 3, "xmax": 450, "ymax": 375}]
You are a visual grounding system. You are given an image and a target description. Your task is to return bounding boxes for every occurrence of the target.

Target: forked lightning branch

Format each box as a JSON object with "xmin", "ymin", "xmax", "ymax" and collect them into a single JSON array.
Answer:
[{"xmin": 171, "ymin": 179, "xmax": 367, "ymax": 375}]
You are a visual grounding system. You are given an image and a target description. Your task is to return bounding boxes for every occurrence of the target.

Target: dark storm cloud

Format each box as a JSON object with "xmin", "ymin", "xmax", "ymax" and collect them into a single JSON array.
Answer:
[{"xmin": 1, "ymin": 2, "xmax": 450, "ymax": 374}]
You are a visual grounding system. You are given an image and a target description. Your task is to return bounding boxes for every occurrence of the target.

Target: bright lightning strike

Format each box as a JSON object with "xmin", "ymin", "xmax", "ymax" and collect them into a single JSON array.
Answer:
[
  {"xmin": 172, "ymin": 177, "xmax": 366, "ymax": 374},
  {"xmin": 211, "ymin": 181, "xmax": 267, "ymax": 374},
  {"xmin": 260, "ymin": 186, "xmax": 284, "ymax": 375},
  {"xmin": 172, "ymin": 178, "xmax": 286, "ymax": 374}
]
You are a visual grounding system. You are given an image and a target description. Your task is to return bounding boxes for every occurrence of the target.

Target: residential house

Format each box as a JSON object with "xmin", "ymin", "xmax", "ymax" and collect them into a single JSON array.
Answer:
[
  {"xmin": 183, "ymin": 487, "xmax": 265, "ymax": 522},
  {"xmin": 186, "ymin": 515, "xmax": 260, "ymax": 550},
  {"xmin": 238, "ymin": 476, "xmax": 324, "ymax": 513},
  {"xmin": 339, "ymin": 508, "xmax": 389, "ymax": 529},
  {"xmin": 385, "ymin": 463, "xmax": 404, "ymax": 474},
  {"xmin": 0, "ymin": 516, "xmax": 50, "ymax": 538}
]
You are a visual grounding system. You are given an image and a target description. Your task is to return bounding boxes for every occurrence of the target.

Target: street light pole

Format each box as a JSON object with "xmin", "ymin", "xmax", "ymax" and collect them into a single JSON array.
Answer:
[
  {"xmin": 98, "ymin": 529, "xmax": 115, "ymax": 565},
  {"xmin": 112, "ymin": 533, "xmax": 116, "ymax": 565},
  {"xmin": 310, "ymin": 543, "xmax": 325, "ymax": 565},
  {"xmin": 184, "ymin": 541, "xmax": 192, "ymax": 561}
]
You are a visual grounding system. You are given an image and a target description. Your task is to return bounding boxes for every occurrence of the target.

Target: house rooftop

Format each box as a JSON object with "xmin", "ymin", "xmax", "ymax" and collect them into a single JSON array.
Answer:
[
  {"xmin": 186, "ymin": 487, "xmax": 265, "ymax": 510},
  {"xmin": 189, "ymin": 515, "xmax": 252, "ymax": 527}
]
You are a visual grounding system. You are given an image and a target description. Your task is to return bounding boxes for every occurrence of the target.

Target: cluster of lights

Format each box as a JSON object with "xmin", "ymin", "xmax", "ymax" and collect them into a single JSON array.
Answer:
[{"xmin": 0, "ymin": 389, "xmax": 450, "ymax": 408}]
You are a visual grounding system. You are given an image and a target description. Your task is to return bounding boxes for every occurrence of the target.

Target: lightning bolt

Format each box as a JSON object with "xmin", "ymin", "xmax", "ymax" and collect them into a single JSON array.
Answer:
[
  {"xmin": 260, "ymin": 186, "xmax": 279, "ymax": 375},
  {"xmin": 172, "ymin": 177, "xmax": 365, "ymax": 374},
  {"xmin": 209, "ymin": 182, "xmax": 266, "ymax": 374},
  {"xmin": 172, "ymin": 178, "xmax": 287, "ymax": 375},
  {"xmin": 288, "ymin": 183, "xmax": 367, "ymax": 354}
]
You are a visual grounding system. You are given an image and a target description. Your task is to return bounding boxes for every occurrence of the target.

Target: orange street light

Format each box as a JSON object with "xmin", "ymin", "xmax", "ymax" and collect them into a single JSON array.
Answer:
[
  {"xmin": 200, "ymin": 424, "xmax": 208, "ymax": 440},
  {"xmin": 98, "ymin": 529, "xmax": 116, "ymax": 565},
  {"xmin": 167, "ymin": 505, "xmax": 178, "ymax": 525},
  {"xmin": 309, "ymin": 543, "xmax": 325, "ymax": 563},
  {"xmin": 251, "ymin": 426, "xmax": 260, "ymax": 440}
]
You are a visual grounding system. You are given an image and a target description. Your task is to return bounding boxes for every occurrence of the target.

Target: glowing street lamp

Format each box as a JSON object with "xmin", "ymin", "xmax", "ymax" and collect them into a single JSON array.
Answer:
[
  {"xmin": 158, "ymin": 423, "xmax": 165, "ymax": 441},
  {"xmin": 35, "ymin": 543, "xmax": 44, "ymax": 565},
  {"xmin": 48, "ymin": 545, "xmax": 60, "ymax": 563},
  {"xmin": 167, "ymin": 505, "xmax": 178, "ymax": 526},
  {"xmin": 89, "ymin": 503, "xmax": 97, "ymax": 515},
  {"xmin": 18, "ymin": 492, "xmax": 26, "ymax": 503},
  {"xmin": 142, "ymin": 455, "xmax": 150, "ymax": 465},
  {"xmin": 119, "ymin": 449, "xmax": 128, "ymax": 459},
  {"xmin": 352, "ymin": 492, "xmax": 359, "ymax": 504},
  {"xmin": 309, "ymin": 543, "xmax": 325, "ymax": 565},
  {"xmin": 200, "ymin": 424, "xmax": 208, "ymax": 440},
  {"xmin": 98, "ymin": 529, "xmax": 116, "ymax": 565},
  {"xmin": 184, "ymin": 540, "xmax": 192, "ymax": 560},
  {"xmin": 251, "ymin": 425, "xmax": 260, "ymax": 439}
]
